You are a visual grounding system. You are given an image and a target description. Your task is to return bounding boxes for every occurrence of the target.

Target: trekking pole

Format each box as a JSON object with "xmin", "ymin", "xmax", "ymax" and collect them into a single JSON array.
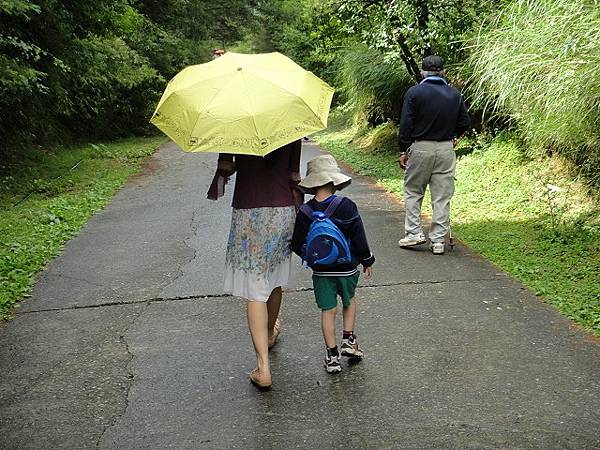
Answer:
[{"xmin": 448, "ymin": 174, "xmax": 458, "ymax": 251}]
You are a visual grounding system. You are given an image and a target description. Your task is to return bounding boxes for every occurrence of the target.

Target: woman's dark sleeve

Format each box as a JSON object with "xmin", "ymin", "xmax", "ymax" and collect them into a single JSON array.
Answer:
[
  {"xmin": 218, "ymin": 153, "xmax": 234, "ymax": 163},
  {"xmin": 217, "ymin": 153, "xmax": 235, "ymax": 175},
  {"xmin": 288, "ymin": 140, "xmax": 303, "ymax": 206},
  {"xmin": 288, "ymin": 139, "xmax": 302, "ymax": 174},
  {"xmin": 398, "ymin": 88, "xmax": 416, "ymax": 152}
]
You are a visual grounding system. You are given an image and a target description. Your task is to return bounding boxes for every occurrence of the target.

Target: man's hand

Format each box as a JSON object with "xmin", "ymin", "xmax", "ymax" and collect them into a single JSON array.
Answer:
[
  {"xmin": 399, "ymin": 153, "xmax": 408, "ymax": 171},
  {"xmin": 363, "ymin": 266, "xmax": 373, "ymax": 280}
]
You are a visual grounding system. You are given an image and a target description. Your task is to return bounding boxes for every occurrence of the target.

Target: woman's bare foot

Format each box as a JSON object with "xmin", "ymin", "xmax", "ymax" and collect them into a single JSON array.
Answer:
[{"xmin": 249, "ymin": 368, "xmax": 272, "ymax": 389}]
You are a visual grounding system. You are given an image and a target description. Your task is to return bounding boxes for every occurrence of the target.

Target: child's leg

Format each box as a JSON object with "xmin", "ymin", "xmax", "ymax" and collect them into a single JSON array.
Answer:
[
  {"xmin": 342, "ymin": 298, "xmax": 356, "ymax": 334},
  {"xmin": 321, "ymin": 307, "xmax": 337, "ymax": 349},
  {"xmin": 314, "ymin": 276, "xmax": 343, "ymax": 373},
  {"xmin": 313, "ymin": 275, "xmax": 338, "ymax": 349},
  {"xmin": 321, "ymin": 307, "xmax": 342, "ymax": 373},
  {"xmin": 341, "ymin": 298, "xmax": 363, "ymax": 358},
  {"xmin": 340, "ymin": 273, "xmax": 360, "ymax": 336}
]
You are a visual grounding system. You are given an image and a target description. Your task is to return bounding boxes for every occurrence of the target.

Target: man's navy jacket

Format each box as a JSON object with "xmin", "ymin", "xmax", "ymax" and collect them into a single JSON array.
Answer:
[{"xmin": 398, "ymin": 77, "xmax": 470, "ymax": 152}]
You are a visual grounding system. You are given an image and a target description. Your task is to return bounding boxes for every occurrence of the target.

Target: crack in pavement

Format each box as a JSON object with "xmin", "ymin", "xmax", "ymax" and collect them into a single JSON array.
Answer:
[
  {"xmin": 16, "ymin": 277, "xmax": 503, "ymax": 315},
  {"xmin": 95, "ymin": 305, "xmax": 148, "ymax": 449},
  {"xmin": 45, "ymin": 272, "xmax": 108, "ymax": 288},
  {"xmin": 158, "ymin": 200, "xmax": 204, "ymax": 294}
]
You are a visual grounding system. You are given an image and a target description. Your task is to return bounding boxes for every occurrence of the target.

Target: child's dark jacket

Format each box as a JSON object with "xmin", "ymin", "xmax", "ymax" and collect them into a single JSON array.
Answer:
[{"xmin": 291, "ymin": 195, "xmax": 375, "ymax": 276}]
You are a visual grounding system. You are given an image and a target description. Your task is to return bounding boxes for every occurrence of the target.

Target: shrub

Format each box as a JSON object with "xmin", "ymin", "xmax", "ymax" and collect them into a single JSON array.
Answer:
[
  {"xmin": 336, "ymin": 45, "xmax": 413, "ymax": 125},
  {"xmin": 60, "ymin": 35, "xmax": 163, "ymax": 138},
  {"xmin": 466, "ymin": 0, "xmax": 600, "ymax": 186}
]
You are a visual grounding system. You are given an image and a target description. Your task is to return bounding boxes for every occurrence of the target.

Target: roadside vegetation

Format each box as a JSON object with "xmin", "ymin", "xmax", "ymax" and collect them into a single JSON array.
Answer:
[
  {"xmin": 315, "ymin": 117, "xmax": 600, "ymax": 336},
  {"xmin": 0, "ymin": 136, "xmax": 165, "ymax": 318},
  {"xmin": 465, "ymin": 0, "xmax": 600, "ymax": 185}
]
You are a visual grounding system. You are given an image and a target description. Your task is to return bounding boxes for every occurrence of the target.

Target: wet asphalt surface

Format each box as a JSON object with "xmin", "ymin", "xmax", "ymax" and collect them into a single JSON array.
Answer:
[{"xmin": 1, "ymin": 140, "xmax": 599, "ymax": 449}]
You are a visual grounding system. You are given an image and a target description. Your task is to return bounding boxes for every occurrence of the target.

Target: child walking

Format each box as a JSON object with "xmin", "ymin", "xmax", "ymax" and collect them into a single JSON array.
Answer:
[{"xmin": 291, "ymin": 155, "xmax": 375, "ymax": 373}]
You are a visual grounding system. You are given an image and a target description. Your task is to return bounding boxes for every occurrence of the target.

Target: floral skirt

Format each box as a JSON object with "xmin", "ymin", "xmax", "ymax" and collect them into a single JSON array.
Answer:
[{"xmin": 224, "ymin": 206, "xmax": 295, "ymax": 301}]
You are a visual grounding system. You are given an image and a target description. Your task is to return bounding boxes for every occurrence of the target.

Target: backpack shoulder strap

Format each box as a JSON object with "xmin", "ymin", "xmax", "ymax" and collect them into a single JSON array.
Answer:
[
  {"xmin": 324, "ymin": 196, "xmax": 343, "ymax": 218},
  {"xmin": 299, "ymin": 203, "xmax": 313, "ymax": 218}
]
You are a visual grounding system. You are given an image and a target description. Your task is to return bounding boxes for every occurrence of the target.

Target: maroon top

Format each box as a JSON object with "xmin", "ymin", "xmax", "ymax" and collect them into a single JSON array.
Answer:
[{"xmin": 219, "ymin": 140, "xmax": 301, "ymax": 209}]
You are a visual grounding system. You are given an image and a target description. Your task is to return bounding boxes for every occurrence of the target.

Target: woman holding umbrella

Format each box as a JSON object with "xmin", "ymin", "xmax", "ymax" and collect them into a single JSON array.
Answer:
[
  {"xmin": 151, "ymin": 52, "xmax": 333, "ymax": 389},
  {"xmin": 216, "ymin": 140, "xmax": 303, "ymax": 389}
]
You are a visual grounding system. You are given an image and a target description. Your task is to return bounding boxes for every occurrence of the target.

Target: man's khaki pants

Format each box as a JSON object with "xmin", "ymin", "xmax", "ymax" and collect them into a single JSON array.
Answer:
[{"xmin": 403, "ymin": 140, "xmax": 456, "ymax": 243}]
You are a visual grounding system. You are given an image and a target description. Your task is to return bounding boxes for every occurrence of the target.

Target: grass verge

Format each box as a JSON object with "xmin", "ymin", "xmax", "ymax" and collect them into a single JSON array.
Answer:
[
  {"xmin": 0, "ymin": 136, "xmax": 166, "ymax": 318},
  {"xmin": 315, "ymin": 115, "xmax": 600, "ymax": 336}
]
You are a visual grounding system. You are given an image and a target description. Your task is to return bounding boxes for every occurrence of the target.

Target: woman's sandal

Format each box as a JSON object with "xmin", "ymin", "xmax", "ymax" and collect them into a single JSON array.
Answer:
[
  {"xmin": 268, "ymin": 319, "xmax": 282, "ymax": 349},
  {"xmin": 249, "ymin": 368, "xmax": 272, "ymax": 390}
]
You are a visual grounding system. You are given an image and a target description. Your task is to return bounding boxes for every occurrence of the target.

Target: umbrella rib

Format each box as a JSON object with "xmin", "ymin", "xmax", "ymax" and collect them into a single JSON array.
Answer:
[
  {"xmin": 257, "ymin": 72, "xmax": 329, "ymax": 127},
  {"xmin": 292, "ymin": 94, "xmax": 323, "ymax": 127},
  {"xmin": 239, "ymin": 71, "xmax": 262, "ymax": 155}
]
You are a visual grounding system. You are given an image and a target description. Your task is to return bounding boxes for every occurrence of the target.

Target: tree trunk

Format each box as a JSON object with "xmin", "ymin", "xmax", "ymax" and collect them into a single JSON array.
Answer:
[{"xmin": 395, "ymin": 32, "xmax": 422, "ymax": 83}]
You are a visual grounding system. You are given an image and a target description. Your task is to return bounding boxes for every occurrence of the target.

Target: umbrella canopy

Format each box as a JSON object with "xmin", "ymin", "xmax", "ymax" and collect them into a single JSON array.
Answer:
[{"xmin": 150, "ymin": 52, "xmax": 334, "ymax": 156}]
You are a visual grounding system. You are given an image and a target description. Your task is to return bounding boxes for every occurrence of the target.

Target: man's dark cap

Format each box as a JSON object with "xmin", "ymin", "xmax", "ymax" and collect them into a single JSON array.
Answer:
[{"xmin": 422, "ymin": 55, "xmax": 444, "ymax": 71}]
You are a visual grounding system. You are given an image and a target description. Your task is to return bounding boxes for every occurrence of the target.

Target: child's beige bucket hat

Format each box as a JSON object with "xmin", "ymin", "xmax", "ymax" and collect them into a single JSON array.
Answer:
[{"xmin": 298, "ymin": 154, "xmax": 351, "ymax": 194}]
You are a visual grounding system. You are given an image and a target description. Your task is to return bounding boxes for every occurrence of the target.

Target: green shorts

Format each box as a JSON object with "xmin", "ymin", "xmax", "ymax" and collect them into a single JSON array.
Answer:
[{"xmin": 312, "ymin": 273, "xmax": 360, "ymax": 311}]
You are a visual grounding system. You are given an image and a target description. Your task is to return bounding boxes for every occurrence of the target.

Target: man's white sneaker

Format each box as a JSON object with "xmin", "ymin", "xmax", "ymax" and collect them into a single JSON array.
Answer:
[
  {"xmin": 430, "ymin": 242, "xmax": 445, "ymax": 255},
  {"xmin": 398, "ymin": 233, "xmax": 427, "ymax": 247}
]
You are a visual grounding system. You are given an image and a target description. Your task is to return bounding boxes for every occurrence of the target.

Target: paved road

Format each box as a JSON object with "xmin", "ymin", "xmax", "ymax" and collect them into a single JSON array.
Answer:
[{"xmin": 1, "ymin": 141, "xmax": 599, "ymax": 449}]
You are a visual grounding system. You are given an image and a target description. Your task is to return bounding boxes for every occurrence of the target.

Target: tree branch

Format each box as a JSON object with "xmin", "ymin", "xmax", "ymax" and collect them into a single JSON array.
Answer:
[{"xmin": 395, "ymin": 32, "xmax": 422, "ymax": 83}]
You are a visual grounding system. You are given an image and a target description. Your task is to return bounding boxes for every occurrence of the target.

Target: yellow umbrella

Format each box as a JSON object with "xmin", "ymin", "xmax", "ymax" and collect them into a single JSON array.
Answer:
[{"xmin": 150, "ymin": 52, "xmax": 334, "ymax": 156}]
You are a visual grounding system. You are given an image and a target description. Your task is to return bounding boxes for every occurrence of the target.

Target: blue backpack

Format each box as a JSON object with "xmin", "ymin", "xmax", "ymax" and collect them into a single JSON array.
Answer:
[{"xmin": 299, "ymin": 196, "xmax": 352, "ymax": 268}]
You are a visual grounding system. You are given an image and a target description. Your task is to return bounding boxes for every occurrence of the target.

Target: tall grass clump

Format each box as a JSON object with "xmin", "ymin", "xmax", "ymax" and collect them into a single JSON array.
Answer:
[
  {"xmin": 336, "ymin": 45, "xmax": 413, "ymax": 125},
  {"xmin": 466, "ymin": 0, "xmax": 600, "ymax": 186}
]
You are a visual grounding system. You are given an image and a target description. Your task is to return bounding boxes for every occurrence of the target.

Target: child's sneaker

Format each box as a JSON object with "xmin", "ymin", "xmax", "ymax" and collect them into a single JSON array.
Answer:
[
  {"xmin": 323, "ymin": 353, "xmax": 342, "ymax": 373},
  {"xmin": 340, "ymin": 335, "xmax": 364, "ymax": 358}
]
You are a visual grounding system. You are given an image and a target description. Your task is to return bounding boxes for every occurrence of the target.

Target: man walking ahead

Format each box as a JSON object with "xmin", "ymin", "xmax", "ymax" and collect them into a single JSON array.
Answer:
[{"xmin": 398, "ymin": 55, "xmax": 470, "ymax": 255}]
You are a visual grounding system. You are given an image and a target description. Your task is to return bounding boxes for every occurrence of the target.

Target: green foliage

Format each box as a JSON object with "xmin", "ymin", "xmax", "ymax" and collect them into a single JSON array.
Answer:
[
  {"xmin": 300, "ymin": 0, "xmax": 502, "ymax": 133},
  {"xmin": 0, "ymin": 0, "xmax": 263, "ymax": 153},
  {"xmin": 1, "ymin": 0, "xmax": 159, "ymax": 147},
  {"xmin": 0, "ymin": 0, "xmax": 51, "ymax": 141},
  {"xmin": 466, "ymin": 0, "xmax": 600, "ymax": 185},
  {"xmin": 139, "ymin": 0, "xmax": 257, "ymax": 44},
  {"xmin": 329, "ymin": 0, "xmax": 501, "ymax": 81},
  {"xmin": 315, "ymin": 116, "xmax": 600, "ymax": 336},
  {"xmin": 0, "ymin": 136, "xmax": 165, "ymax": 318},
  {"xmin": 0, "ymin": 0, "xmax": 40, "ymax": 16},
  {"xmin": 235, "ymin": 0, "xmax": 339, "ymax": 82},
  {"xmin": 61, "ymin": 35, "xmax": 162, "ymax": 137},
  {"xmin": 336, "ymin": 45, "xmax": 412, "ymax": 124}
]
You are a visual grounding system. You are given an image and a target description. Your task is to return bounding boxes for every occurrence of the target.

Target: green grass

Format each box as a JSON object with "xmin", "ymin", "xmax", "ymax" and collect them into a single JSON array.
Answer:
[
  {"xmin": 465, "ymin": 0, "xmax": 600, "ymax": 185},
  {"xmin": 0, "ymin": 136, "xmax": 166, "ymax": 318},
  {"xmin": 315, "ymin": 117, "xmax": 600, "ymax": 336}
]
